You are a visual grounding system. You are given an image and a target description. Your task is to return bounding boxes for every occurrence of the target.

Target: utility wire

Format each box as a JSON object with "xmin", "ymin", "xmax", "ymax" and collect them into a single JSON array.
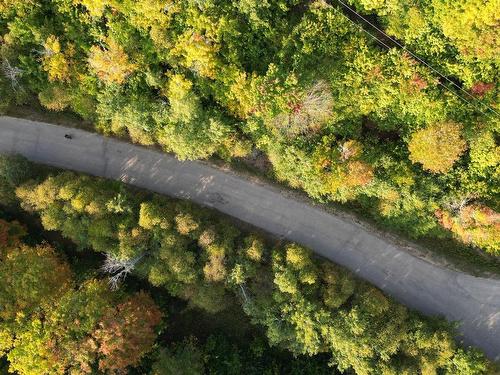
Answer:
[{"xmin": 333, "ymin": 0, "xmax": 499, "ymax": 118}]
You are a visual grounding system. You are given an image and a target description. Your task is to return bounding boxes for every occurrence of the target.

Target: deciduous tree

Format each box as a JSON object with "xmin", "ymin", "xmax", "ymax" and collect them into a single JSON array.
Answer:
[
  {"xmin": 88, "ymin": 39, "xmax": 136, "ymax": 85},
  {"xmin": 93, "ymin": 291, "xmax": 162, "ymax": 372},
  {"xmin": 408, "ymin": 122, "xmax": 467, "ymax": 173},
  {"xmin": 0, "ymin": 244, "xmax": 72, "ymax": 322}
]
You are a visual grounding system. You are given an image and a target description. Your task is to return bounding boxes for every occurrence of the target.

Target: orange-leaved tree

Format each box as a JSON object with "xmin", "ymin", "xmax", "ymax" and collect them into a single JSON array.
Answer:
[
  {"xmin": 94, "ymin": 291, "xmax": 163, "ymax": 372},
  {"xmin": 436, "ymin": 203, "xmax": 500, "ymax": 255}
]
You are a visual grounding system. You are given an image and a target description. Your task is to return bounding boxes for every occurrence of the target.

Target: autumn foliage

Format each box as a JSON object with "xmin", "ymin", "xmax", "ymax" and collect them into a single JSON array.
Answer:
[
  {"xmin": 1, "ymin": 0, "xmax": 497, "ymax": 258},
  {"xmin": 94, "ymin": 292, "xmax": 162, "ymax": 371},
  {"xmin": 0, "ymin": 0, "xmax": 498, "ymax": 368},
  {"xmin": 8, "ymin": 171, "xmax": 492, "ymax": 374},
  {"xmin": 0, "ymin": 244, "xmax": 72, "ymax": 321},
  {"xmin": 0, "ymin": 218, "xmax": 163, "ymax": 374},
  {"xmin": 408, "ymin": 122, "xmax": 467, "ymax": 173},
  {"xmin": 436, "ymin": 204, "xmax": 500, "ymax": 255},
  {"xmin": 41, "ymin": 35, "xmax": 72, "ymax": 82},
  {"xmin": 88, "ymin": 39, "xmax": 136, "ymax": 85}
]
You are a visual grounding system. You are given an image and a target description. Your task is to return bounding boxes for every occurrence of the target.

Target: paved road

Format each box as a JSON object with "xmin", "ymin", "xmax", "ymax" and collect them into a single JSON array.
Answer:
[{"xmin": 1, "ymin": 116, "xmax": 499, "ymax": 359}]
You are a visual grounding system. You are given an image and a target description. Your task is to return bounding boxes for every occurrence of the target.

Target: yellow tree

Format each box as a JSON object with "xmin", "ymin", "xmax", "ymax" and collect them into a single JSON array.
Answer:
[
  {"xmin": 0, "ymin": 0, "xmax": 33, "ymax": 13},
  {"xmin": 38, "ymin": 84, "xmax": 71, "ymax": 111},
  {"xmin": 126, "ymin": 0, "xmax": 173, "ymax": 34},
  {"xmin": 88, "ymin": 39, "xmax": 137, "ymax": 85},
  {"xmin": 408, "ymin": 122, "xmax": 467, "ymax": 173},
  {"xmin": 42, "ymin": 35, "xmax": 72, "ymax": 82},
  {"xmin": 432, "ymin": 0, "xmax": 499, "ymax": 60},
  {"xmin": 313, "ymin": 138, "xmax": 374, "ymax": 200},
  {"xmin": 170, "ymin": 31, "xmax": 220, "ymax": 79},
  {"xmin": 73, "ymin": 0, "xmax": 111, "ymax": 17}
]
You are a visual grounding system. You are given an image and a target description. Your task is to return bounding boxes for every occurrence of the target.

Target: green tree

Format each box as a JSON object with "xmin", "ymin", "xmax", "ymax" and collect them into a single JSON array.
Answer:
[
  {"xmin": 151, "ymin": 339, "xmax": 205, "ymax": 375},
  {"xmin": 0, "ymin": 155, "xmax": 38, "ymax": 205},
  {"xmin": 157, "ymin": 74, "xmax": 240, "ymax": 160},
  {"xmin": 11, "ymin": 166, "xmax": 493, "ymax": 374},
  {"xmin": 0, "ymin": 244, "xmax": 72, "ymax": 322}
]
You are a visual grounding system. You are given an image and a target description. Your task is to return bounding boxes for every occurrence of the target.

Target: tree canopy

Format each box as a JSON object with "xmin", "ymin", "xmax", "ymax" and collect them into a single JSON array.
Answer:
[
  {"xmin": 0, "ymin": 218, "xmax": 164, "ymax": 375},
  {"xmin": 0, "ymin": 0, "xmax": 498, "ymax": 256},
  {"xmin": 0, "ymin": 215, "xmax": 358, "ymax": 375},
  {"xmin": 5, "ymin": 168, "xmax": 493, "ymax": 374}
]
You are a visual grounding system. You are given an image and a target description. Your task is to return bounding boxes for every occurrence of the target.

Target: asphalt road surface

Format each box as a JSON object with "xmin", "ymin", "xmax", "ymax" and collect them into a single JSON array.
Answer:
[{"xmin": 1, "ymin": 116, "xmax": 499, "ymax": 360}]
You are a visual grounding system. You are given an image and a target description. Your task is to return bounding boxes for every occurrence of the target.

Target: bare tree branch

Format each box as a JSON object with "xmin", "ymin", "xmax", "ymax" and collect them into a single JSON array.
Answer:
[
  {"xmin": 101, "ymin": 252, "xmax": 146, "ymax": 290},
  {"xmin": 445, "ymin": 194, "xmax": 477, "ymax": 215},
  {"xmin": 1, "ymin": 59, "xmax": 23, "ymax": 89},
  {"xmin": 273, "ymin": 81, "xmax": 333, "ymax": 137},
  {"xmin": 239, "ymin": 283, "xmax": 250, "ymax": 304}
]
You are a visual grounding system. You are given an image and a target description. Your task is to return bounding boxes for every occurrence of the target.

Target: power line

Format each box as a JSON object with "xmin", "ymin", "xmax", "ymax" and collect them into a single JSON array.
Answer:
[{"xmin": 333, "ymin": 0, "xmax": 499, "ymax": 118}]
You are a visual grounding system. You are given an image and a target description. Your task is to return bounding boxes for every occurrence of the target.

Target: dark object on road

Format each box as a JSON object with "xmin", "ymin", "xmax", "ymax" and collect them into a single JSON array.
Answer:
[{"xmin": 64, "ymin": 134, "xmax": 72, "ymax": 139}]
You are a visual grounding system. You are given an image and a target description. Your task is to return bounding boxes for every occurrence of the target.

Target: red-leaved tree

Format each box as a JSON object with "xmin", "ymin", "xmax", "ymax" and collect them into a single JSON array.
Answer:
[{"xmin": 94, "ymin": 291, "xmax": 163, "ymax": 372}]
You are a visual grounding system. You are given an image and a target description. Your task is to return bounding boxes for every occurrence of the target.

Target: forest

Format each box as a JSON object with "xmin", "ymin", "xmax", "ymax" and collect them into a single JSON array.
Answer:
[
  {"xmin": 0, "ymin": 155, "xmax": 495, "ymax": 374},
  {"xmin": 0, "ymin": 0, "xmax": 498, "ymax": 371},
  {"xmin": 0, "ymin": 219, "xmax": 336, "ymax": 375},
  {"xmin": 0, "ymin": 0, "xmax": 498, "ymax": 261},
  {"xmin": 0, "ymin": 154, "xmax": 336, "ymax": 375}
]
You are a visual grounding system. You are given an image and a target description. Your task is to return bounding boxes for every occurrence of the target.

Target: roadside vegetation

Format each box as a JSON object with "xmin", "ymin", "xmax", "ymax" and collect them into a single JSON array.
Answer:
[
  {"xmin": 0, "ymin": 0, "xmax": 498, "ymax": 261},
  {"xmin": 0, "ymin": 155, "xmax": 495, "ymax": 374}
]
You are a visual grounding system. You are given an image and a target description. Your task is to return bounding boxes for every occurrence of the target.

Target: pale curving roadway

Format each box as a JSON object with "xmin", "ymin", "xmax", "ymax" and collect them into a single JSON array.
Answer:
[{"xmin": 0, "ymin": 116, "xmax": 498, "ymax": 360}]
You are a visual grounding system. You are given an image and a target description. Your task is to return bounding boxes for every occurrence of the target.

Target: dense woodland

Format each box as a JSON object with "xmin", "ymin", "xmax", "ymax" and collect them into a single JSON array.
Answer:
[
  {"xmin": 0, "ymin": 155, "xmax": 495, "ymax": 374},
  {"xmin": 0, "ymin": 218, "xmax": 337, "ymax": 375},
  {"xmin": 0, "ymin": 0, "xmax": 498, "ymax": 257}
]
